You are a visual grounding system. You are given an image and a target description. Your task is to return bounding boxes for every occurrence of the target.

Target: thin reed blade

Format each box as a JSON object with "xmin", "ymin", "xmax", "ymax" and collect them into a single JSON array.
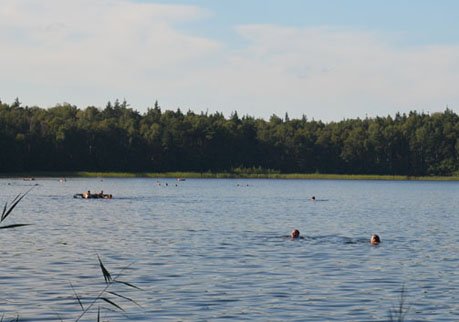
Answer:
[
  {"xmin": 115, "ymin": 280, "xmax": 142, "ymax": 290},
  {"xmin": 107, "ymin": 291, "xmax": 142, "ymax": 308},
  {"xmin": 70, "ymin": 282, "xmax": 84, "ymax": 311},
  {"xmin": 11, "ymin": 192, "xmax": 21, "ymax": 203},
  {"xmin": 0, "ymin": 224, "xmax": 31, "ymax": 229},
  {"xmin": 1, "ymin": 202, "xmax": 7, "ymax": 219},
  {"xmin": 1, "ymin": 187, "xmax": 33, "ymax": 223},
  {"xmin": 100, "ymin": 297, "xmax": 125, "ymax": 312},
  {"xmin": 97, "ymin": 255, "xmax": 112, "ymax": 284}
]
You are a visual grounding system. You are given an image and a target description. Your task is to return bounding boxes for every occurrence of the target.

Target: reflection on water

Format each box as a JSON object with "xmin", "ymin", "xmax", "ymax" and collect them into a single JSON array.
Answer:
[{"xmin": 0, "ymin": 178, "xmax": 458, "ymax": 321}]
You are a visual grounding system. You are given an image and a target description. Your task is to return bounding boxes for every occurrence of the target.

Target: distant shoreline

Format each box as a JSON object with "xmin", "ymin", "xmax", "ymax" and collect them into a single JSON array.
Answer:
[{"xmin": 1, "ymin": 172, "xmax": 458, "ymax": 181}]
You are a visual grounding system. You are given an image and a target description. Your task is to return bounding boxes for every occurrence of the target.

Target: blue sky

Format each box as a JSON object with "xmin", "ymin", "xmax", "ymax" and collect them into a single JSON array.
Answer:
[
  {"xmin": 1, "ymin": 0, "xmax": 459, "ymax": 121},
  {"xmin": 169, "ymin": 0, "xmax": 459, "ymax": 45}
]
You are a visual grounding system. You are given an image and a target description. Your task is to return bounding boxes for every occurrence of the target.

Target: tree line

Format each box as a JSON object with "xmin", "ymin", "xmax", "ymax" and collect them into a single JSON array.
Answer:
[{"xmin": 0, "ymin": 99, "xmax": 458, "ymax": 176}]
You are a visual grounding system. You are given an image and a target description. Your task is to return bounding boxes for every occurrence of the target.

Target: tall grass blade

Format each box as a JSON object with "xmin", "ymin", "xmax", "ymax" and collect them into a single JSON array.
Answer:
[
  {"xmin": 1, "ymin": 202, "xmax": 7, "ymax": 219},
  {"xmin": 100, "ymin": 297, "xmax": 125, "ymax": 312},
  {"xmin": 1, "ymin": 194, "xmax": 25, "ymax": 222},
  {"xmin": 97, "ymin": 306, "xmax": 100, "ymax": 322},
  {"xmin": 388, "ymin": 285, "xmax": 409, "ymax": 322},
  {"xmin": 1, "ymin": 187, "xmax": 33, "ymax": 223},
  {"xmin": 52, "ymin": 312, "xmax": 64, "ymax": 322},
  {"xmin": 70, "ymin": 282, "xmax": 84, "ymax": 311},
  {"xmin": 0, "ymin": 224, "xmax": 31, "ymax": 230},
  {"xmin": 76, "ymin": 257, "xmax": 139, "ymax": 321},
  {"xmin": 114, "ymin": 280, "xmax": 142, "ymax": 290},
  {"xmin": 11, "ymin": 193, "xmax": 21, "ymax": 204},
  {"xmin": 97, "ymin": 255, "xmax": 112, "ymax": 284},
  {"xmin": 107, "ymin": 291, "xmax": 142, "ymax": 308}
]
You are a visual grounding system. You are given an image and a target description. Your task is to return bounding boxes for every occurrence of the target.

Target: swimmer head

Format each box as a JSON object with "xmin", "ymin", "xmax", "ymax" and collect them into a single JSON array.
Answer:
[
  {"xmin": 290, "ymin": 229, "xmax": 300, "ymax": 239},
  {"xmin": 370, "ymin": 234, "xmax": 381, "ymax": 245}
]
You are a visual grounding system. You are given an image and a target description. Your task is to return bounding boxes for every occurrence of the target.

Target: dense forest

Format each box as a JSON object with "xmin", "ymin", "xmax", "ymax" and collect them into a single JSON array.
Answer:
[{"xmin": 0, "ymin": 99, "xmax": 458, "ymax": 176}]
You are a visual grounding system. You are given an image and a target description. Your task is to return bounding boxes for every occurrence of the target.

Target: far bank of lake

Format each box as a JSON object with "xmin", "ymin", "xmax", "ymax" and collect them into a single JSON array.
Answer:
[{"xmin": 1, "ymin": 171, "xmax": 459, "ymax": 181}]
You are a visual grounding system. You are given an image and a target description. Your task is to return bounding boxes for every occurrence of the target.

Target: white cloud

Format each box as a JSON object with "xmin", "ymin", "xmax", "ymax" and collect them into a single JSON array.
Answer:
[
  {"xmin": 210, "ymin": 24, "xmax": 459, "ymax": 120},
  {"xmin": 0, "ymin": 0, "xmax": 219, "ymax": 105},
  {"xmin": 1, "ymin": 1, "xmax": 458, "ymax": 121}
]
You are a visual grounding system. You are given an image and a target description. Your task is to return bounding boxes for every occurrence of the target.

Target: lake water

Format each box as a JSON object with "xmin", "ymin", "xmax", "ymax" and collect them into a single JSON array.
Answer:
[{"xmin": 0, "ymin": 178, "xmax": 458, "ymax": 321}]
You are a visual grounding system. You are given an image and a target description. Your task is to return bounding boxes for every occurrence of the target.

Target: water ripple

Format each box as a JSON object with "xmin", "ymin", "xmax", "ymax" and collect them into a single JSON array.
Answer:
[{"xmin": 0, "ymin": 178, "xmax": 458, "ymax": 320}]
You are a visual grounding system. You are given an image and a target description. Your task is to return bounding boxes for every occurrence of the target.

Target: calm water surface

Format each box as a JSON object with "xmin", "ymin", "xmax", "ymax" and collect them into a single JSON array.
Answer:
[{"xmin": 0, "ymin": 178, "xmax": 458, "ymax": 321}]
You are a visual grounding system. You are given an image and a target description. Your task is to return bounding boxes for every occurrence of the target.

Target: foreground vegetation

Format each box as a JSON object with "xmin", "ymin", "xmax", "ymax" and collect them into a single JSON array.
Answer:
[
  {"xmin": 1, "ymin": 99, "xmax": 458, "ymax": 176},
  {"xmin": 1, "ymin": 190, "xmax": 141, "ymax": 321}
]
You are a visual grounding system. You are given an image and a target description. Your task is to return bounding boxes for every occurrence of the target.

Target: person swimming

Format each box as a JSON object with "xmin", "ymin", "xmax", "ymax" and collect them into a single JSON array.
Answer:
[
  {"xmin": 290, "ymin": 229, "xmax": 300, "ymax": 239},
  {"xmin": 310, "ymin": 196, "xmax": 316, "ymax": 201},
  {"xmin": 370, "ymin": 234, "xmax": 381, "ymax": 245}
]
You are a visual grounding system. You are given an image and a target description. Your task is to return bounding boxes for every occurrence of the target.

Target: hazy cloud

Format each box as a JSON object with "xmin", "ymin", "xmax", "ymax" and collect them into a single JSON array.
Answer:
[{"xmin": 1, "ymin": 1, "xmax": 458, "ymax": 121}]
